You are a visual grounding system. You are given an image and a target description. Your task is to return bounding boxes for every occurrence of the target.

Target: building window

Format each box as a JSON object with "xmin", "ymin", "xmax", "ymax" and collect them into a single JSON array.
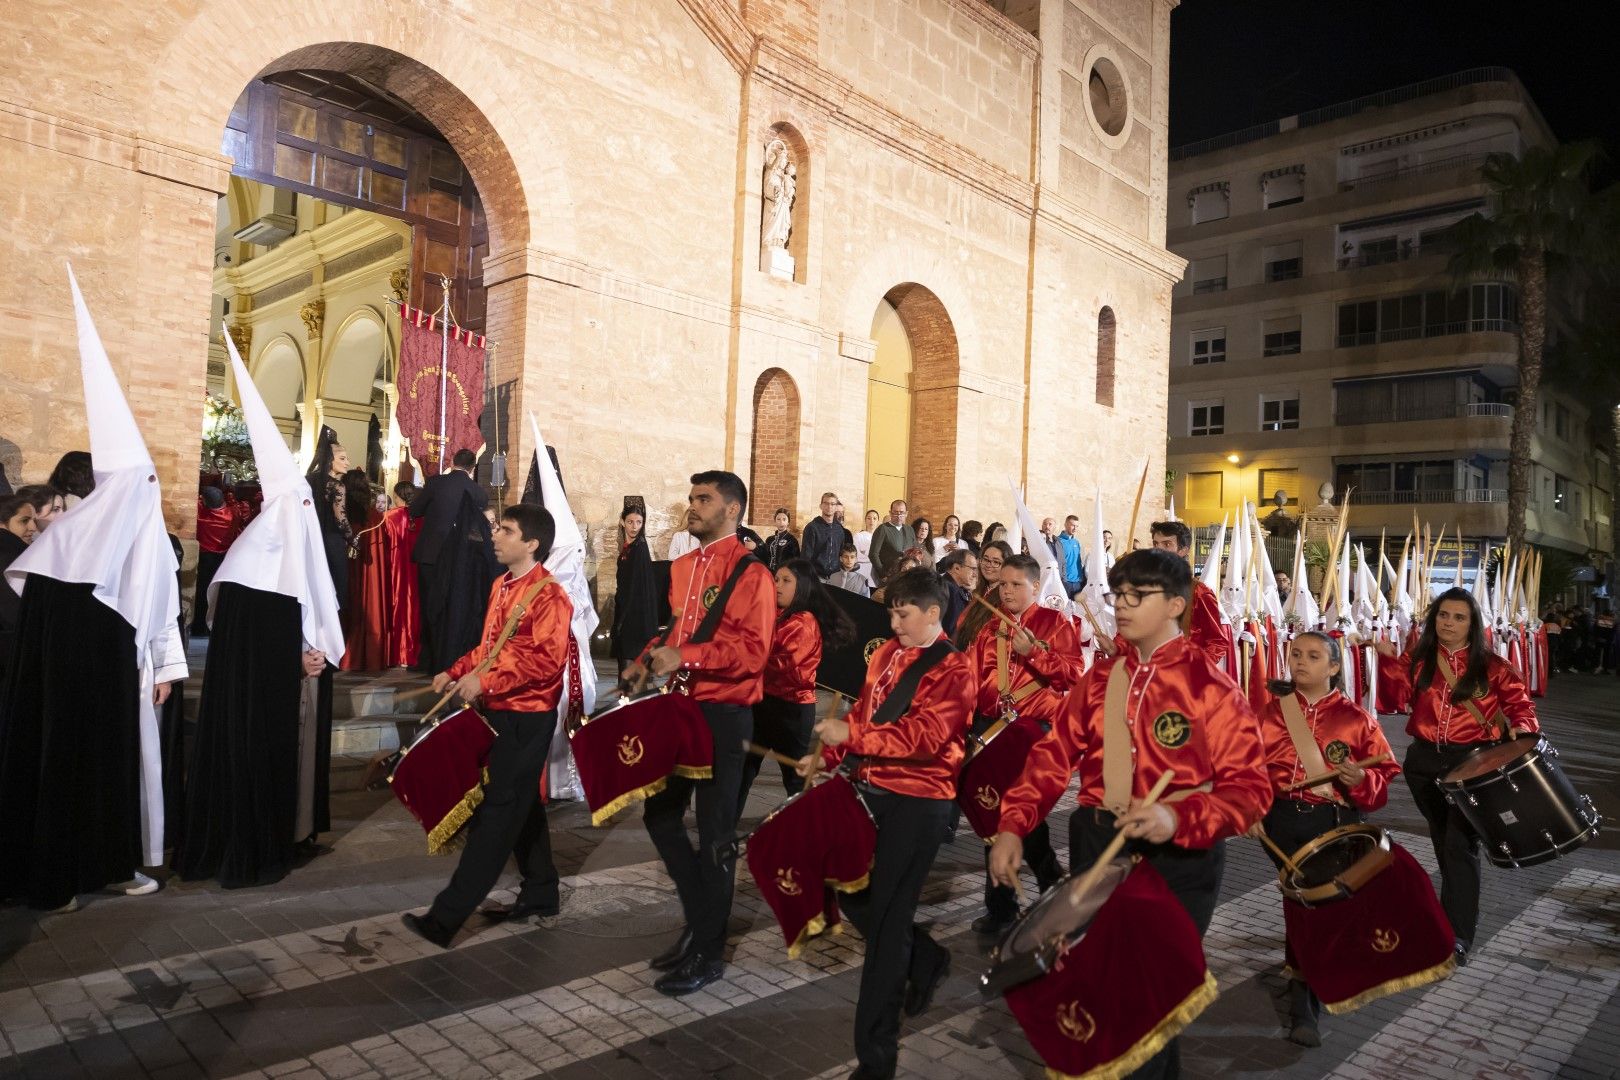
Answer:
[
  {"xmin": 1263, "ymin": 168, "xmax": 1304, "ymax": 209},
  {"xmin": 1095, "ymin": 306, "xmax": 1117, "ymax": 407},
  {"xmin": 1335, "ymin": 283, "xmax": 1518, "ymax": 347},
  {"xmin": 1189, "ymin": 184, "xmax": 1230, "ymax": 225},
  {"xmin": 1262, "ymin": 315, "xmax": 1302, "ymax": 356},
  {"xmin": 1191, "ymin": 255, "xmax": 1227, "ymax": 294},
  {"xmin": 1190, "ymin": 400, "xmax": 1225, "ymax": 437},
  {"xmin": 1187, "ymin": 471, "xmax": 1223, "ymax": 509},
  {"xmin": 1259, "ymin": 468, "xmax": 1301, "ymax": 505},
  {"xmin": 1553, "ymin": 474, "xmax": 1570, "ymax": 513},
  {"xmin": 1263, "ymin": 240, "xmax": 1303, "ymax": 282},
  {"xmin": 1260, "ymin": 395, "xmax": 1300, "ymax": 431},
  {"xmin": 1191, "ymin": 327, "xmax": 1226, "ymax": 365}
]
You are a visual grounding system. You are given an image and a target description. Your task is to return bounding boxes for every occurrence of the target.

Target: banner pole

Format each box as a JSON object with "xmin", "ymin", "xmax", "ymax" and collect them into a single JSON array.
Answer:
[{"xmin": 436, "ymin": 275, "xmax": 451, "ymax": 473}]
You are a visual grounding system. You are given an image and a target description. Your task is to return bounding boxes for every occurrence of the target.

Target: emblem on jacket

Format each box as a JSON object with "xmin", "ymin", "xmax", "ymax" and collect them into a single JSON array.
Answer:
[
  {"xmin": 864, "ymin": 637, "xmax": 885, "ymax": 663},
  {"xmin": 1056, "ymin": 1001, "xmax": 1097, "ymax": 1042},
  {"xmin": 1371, "ymin": 927, "xmax": 1400, "ymax": 953},
  {"xmin": 775, "ymin": 867, "xmax": 802, "ymax": 896},
  {"xmin": 1324, "ymin": 740, "xmax": 1350, "ymax": 765},
  {"xmin": 703, "ymin": 584, "xmax": 721, "ymax": 609},
  {"xmin": 616, "ymin": 734, "xmax": 645, "ymax": 766},
  {"xmin": 974, "ymin": 785, "xmax": 1000, "ymax": 810},
  {"xmin": 1152, "ymin": 711, "xmax": 1191, "ymax": 749}
]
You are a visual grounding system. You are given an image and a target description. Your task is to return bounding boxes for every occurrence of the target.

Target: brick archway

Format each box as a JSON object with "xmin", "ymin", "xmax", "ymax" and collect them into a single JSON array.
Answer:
[
  {"xmin": 883, "ymin": 283, "xmax": 960, "ymax": 521},
  {"xmin": 750, "ymin": 368, "xmax": 801, "ymax": 529}
]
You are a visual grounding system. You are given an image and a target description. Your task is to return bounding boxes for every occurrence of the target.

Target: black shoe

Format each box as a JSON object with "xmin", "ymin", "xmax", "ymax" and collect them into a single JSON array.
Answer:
[
  {"xmin": 904, "ymin": 948, "xmax": 950, "ymax": 1017},
  {"xmin": 1287, "ymin": 1021, "xmax": 1321, "ymax": 1048},
  {"xmin": 971, "ymin": 912, "xmax": 1015, "ymax": 936},
  {"xmin": 401, "ymin": 912, "xmax": 454, "ymax": 949},
  {"xmin": 1454, "ymin": 941, "xmax": 1470, "ymax": 968},
  {"xmin": 650, "ymin": 927, "xmax": 695, "ymax": 972},
  {"xmin": 653, "ymin": 952, "xmax": 724, "ymax": 996},
  {"xmin": 482, "ymin": 898, "xmax": 559, "ymax": 922},
  {"xmin": 849, "ymin": 1068, "xmax": 892, "ymax": 1080}
]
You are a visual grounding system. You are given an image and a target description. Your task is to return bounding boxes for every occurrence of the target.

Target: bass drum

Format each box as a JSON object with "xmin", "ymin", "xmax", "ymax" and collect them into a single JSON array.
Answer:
[{"xmin": 1438, "ymin": 734, "xmax": 1599, "ymax": 868}]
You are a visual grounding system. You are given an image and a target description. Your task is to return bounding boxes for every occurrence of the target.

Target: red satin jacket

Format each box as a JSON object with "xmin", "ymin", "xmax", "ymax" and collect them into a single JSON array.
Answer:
[
  {"xmin": 1189, "ymin": 581, "xmax": 1230, "ymax": 670},
  {"xmin": 967, "ymin": 603, "xmax": 1085, "ymax": 724},
  {"xmin": 763, "ymin": 609, "xmax": 821, "ymax": 704},
  {"xmin": 1000, "ymin": 634, "xmax": 1270, "ymax": 849},
  {"xmin": 1376, "ymin": 646, "xmax": 1538, "ymax": 745},
  {"xmin": 1258, "ymin": 689, "xmax": 1398, "ymax": 811},
  {"xmin": 667, "ymin": 534, "xmax": 775, "ymax": 704},
  {"xmin": 823, "ymin": 634, "xmax": 975, "ymax": 800},
  {"xmin": 195, "ymin": 496, "xmax": 240, "ymax": 555},
  {"xmin": 445, "ymin": 564, "xmax": 572, "ymax": 713}
]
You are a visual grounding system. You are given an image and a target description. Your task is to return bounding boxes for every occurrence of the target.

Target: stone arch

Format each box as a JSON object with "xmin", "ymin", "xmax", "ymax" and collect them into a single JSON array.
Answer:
[
  {"xmin": 760, "ymin": 121, "xmax": 811, "ymax": 283},
  {"xmin": 749, "ymin": 368, "xmax": 801, "ymax": 529},
  {"xmin": 1095, "ymin": 306, "xmax": 1117, "ymax": 408},
  {"xmin": 321, "ymin": 306, "xmax": 389, "ymax": 403},
  {"xmin": 251, "ymin": 334, "xmax": 306, "ymax": 449}
]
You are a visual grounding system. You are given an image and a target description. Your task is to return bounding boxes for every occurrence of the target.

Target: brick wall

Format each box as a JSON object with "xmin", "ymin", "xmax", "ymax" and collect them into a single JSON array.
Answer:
[
  {"xmin": 889, "ymin": 283, "xmax": 958, "ymax": 522},
  {"xmin": 749, "ymin": 368, "xmax": 800, "ymax": 525}
]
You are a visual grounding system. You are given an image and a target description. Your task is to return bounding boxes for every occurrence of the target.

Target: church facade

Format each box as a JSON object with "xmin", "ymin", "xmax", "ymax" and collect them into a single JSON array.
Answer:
[{"xmin": 0, "ymin": 0, "xmax": 1180, "ymax": 563}]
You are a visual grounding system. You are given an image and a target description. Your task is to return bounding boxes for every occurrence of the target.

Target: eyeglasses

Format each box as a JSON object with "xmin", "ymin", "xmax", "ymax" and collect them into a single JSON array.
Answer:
[{"xmin": 1104, "ymin": 589, "xmax": 1167, "ymax": 609}]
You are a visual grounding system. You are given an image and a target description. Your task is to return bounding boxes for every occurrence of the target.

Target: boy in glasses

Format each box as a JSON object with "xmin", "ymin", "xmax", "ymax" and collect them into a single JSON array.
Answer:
[
  {"xmin": 989, "ymin": 548, "xmax": 1270, "ymax": 1079},
  {"xmin": 1149, "ymin": 519, "xmax": 1231, "ymax": 672}
]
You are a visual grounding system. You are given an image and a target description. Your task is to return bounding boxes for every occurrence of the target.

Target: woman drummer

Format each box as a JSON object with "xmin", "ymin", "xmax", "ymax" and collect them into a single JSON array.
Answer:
[
  {"xmin": 1374, "ymin": 587, "xmax": 1538, "ymax": 966},
  {"xmin": 737, "ymin": 558, "xmax": 853, "ymax": 813},
  {"xmin": 1252, "ymin": 630, "xmax": 1399, "ymax": 1047}
]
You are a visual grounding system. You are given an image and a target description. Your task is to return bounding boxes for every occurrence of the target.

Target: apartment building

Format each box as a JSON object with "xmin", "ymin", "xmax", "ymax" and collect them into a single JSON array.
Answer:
[{"xmin": 1166, "ymin": 67, "xmax": 1614, "ymax": 583}]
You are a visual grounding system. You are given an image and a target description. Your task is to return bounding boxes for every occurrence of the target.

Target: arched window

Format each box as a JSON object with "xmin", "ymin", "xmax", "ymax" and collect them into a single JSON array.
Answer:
[
  {"xmin": 750, "ymin": 368, "xmax": 801, "ymax": 526},
  {"xmin": 1095, "ymin": 306, "xmax": 1117, "ymax": 408}
]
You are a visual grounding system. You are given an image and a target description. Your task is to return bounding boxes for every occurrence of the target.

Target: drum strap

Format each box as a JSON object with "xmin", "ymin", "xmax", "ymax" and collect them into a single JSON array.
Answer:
[
  {"xmin": 656, "ymin": 552, "xmax": 762, "ymax": 649},
  {"xmin": 1278, "ymin": 693, "xmax": 1344, "ymax": 804},
  {"xmin": 1435, "ymin": 660, "xmax": 1509, "ymax": 740},
  {"xmin": 1102, "ymin": 659, "xmax": 1213, "ymax": 815},
  {"xmin": 870, "ymin": 637, "xmax": 957, "ymax": 726},
  {"xmin": 995, "ymin": 628, "xmax": 1047, "ymax": 707}
]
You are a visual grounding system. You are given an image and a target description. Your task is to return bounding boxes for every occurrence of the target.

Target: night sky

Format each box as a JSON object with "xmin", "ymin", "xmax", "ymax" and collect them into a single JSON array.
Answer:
[{"xmin": 1169, "ymin": 0, "xmax": 1616, "ymax": 165}]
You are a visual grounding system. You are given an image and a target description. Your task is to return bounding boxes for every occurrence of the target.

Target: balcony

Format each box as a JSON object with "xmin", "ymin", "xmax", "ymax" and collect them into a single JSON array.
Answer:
[
  {"xmin": 1192, "ymin": 277, "xmax": 1227, "ymax": 294},
  {"xmin": 1358, "ymin": 488, "xmax": 1507, "ymax": 505},
  {"xmin": 1335, "ymin": 318, "xmax": 1518, "ymax": 348},
  {"xmin": 1337, "ymin": 240, "xmax": 1458, "ymax": 270},
  {"xmin": 1335, "ymin": 401, "xmax": 1514, "ymax": 426},
  {"xmin": 1341, "ymin": 153, "xmax": 1492, "ymax": 192}
]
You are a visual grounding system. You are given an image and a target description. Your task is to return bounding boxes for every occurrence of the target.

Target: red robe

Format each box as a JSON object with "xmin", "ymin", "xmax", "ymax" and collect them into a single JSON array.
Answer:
[
  {"xmin": 383, "ymin": 506, "xmax": 422, "ymax": 669},
  {"xmin": 341, "ymin": 520, "xmax": 390, "ymax": 671}
]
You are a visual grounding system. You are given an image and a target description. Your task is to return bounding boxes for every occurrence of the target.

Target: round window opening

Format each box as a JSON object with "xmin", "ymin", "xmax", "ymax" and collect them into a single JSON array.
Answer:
[{"xmin": 1088, "ymin": 58, "xmax": 1128, "ymax": 137}]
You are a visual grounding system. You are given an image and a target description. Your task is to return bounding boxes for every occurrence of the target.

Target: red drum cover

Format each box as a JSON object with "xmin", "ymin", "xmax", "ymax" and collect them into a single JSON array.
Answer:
[
  {"xmin": 570, "ymin": 692, "xmax": 712, "ymax": 825},
  {"xmin": 390, "ymin": 708, "xmax": 496, "ymax": 854},
  {"xmin": 1005, "ymin": 861, "xmax": 1216, "ymax": 1079},
  {"xmin": 1284, "ymin": 840, "xmax": 1455, "ymax": 1012},
  {"xmin": 956, "ymin": 718, "xmax": 1043, "ymax": 840},
  {"xmin": 745, "ymin": 775, "xmax": 878, "ymax": 957}
]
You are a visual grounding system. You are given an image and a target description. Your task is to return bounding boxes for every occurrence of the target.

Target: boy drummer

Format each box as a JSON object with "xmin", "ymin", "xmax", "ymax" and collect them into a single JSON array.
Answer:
[
  {"xmin": 799, "ymin": 568, "xmax": 975, "ymax": 1080},
  {"xmin": 990, "ymin": 549, "xmax": 1270, "ymax": 1079}
]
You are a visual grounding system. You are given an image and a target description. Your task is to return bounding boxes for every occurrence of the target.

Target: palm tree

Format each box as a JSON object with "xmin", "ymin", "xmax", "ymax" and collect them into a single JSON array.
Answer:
[{"xmin": 1447, "ymin": 140, "xmax": 1611, "ymax": 549}]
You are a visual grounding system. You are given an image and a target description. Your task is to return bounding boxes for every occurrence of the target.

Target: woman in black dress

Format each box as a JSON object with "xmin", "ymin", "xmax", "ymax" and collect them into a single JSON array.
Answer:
[
  {"xmin": 610, "ymin": 506, "xmax": 660, "ymax": 674},
  {"xmin": 305, "ymin": 426, "xmax": 353, "ymax": 605}
]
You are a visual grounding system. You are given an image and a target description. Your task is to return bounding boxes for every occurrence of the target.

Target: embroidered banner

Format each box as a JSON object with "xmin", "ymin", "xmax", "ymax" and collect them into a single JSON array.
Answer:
[{"xmin": 396, "ymin": 303, "xmax": 485, "ymax": 476}]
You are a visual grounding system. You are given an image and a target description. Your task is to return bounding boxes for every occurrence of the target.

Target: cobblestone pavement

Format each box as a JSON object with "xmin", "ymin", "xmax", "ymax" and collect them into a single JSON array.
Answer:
[{"xmin": 2, "ymin": 673, "xmax": 1616, "ymax": 1079}]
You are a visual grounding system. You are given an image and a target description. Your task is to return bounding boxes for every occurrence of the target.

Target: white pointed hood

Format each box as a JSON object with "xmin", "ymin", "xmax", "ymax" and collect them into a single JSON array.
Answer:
[
  {"xmin": 1283, "ymin": 530, "xmax": 1320, "ymax": 629},
  {"xmin": 1199, "ymin": 515, "xmax": 1227, "ymax": 591},
  {"xmin": 529, "ymin": 413, "xmax": 599, "ymax": 714},
  {"xmin": 7, "ymin": 266, "xmax": 179, "ymax": 666},
  {"xmin": 210, "ymin": 336, "xmax": 346, "ymax": 662}
]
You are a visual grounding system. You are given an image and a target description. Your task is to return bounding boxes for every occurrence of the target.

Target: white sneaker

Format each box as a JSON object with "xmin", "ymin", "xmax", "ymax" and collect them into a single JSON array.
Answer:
[
  {"xmin": 46, "ymin": 897, "xmax": 79, "ymax": 914},
  {"xmin": 109, "ymin": 871, "xmax": 160, "ymax": 896}
]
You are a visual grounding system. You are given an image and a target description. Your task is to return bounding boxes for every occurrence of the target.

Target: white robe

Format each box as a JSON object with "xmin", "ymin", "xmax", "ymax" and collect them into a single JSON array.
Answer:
[{"xmin": 138, "ymin": 619, "xmax": 188, "ymax": 865}]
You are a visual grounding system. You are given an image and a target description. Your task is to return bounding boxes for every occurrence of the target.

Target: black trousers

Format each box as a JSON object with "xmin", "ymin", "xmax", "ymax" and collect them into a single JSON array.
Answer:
[
  {"xmin": 738, "ymin": 695, "xmax": 815, "ymax": 814},
  {"xmin": 1259, "ymin": 799, "xmax": 1364, "ymax": 1026},
  {"xmin": 839, "ymin": 788, "xmax": 952, "ymax": 1078},
  {"xmin": 1068, "ymin": 808, "xmax": 1225, "ymax": 1080},
  {"xmin": 190, "ymin": 549, "xmax": 225, "ymax": 634},
  {"xmin": 970, "ymin": 716, "xmax": 1063, "ymax": 920},
  {"xmin": 413, "ymin": 563, "xmax": 437, "ymax": 671},
  {"xmin": 643, "ymin": 701, "xmax": 752, "ymax": 959},
  {"xmin": 427, "ymin": 709, "xmax": 559, "ymax": 933},
  {"xmin": 1403, "ymin": 737, "xmax": 1486, "ymax": 948}
]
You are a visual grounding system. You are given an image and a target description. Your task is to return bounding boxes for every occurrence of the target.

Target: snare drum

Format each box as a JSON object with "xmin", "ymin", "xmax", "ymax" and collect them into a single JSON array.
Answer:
[
  {"xmin": 389, "ymin": 707, "xmax": 496, "ymax": 854},
  {"xmin": 1438, "ymin": 734, "xmax": 1599, "ymax": 868},
  {"xmin": 955, "ymin": 717, "xmax": 1043, "ymax": 840},
  {"xmin": 743, "ymin": 773, "xmax": 878, "ymax": 957},
  {"xmin": 991, "ymin": 860, "xmax": 1216, "ymax": 1080},
  {"xmin": 1277, "ymin": 824, "xmax": 1393, "ymax": 908},
  {"xmin": 569, "ymin": 690, "xmax": 712, "ymax": 825}
]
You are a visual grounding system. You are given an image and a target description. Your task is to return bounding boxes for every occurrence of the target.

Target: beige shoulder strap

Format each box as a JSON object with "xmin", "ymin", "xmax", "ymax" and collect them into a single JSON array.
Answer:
[
  {"xmin": 1436, "ymin": 660, "xmax": 1508, "ymax": 740},
  {"xmin": 1279, "ymin": 694, "xmax": 1341, "ymax": 803},
  {"xmin": 995, "ymin": 627, "xmax": 1046, "ymax": 706},
  {"xmin": 1101, "ymin": 660, "xmax": 1133, "ymax": 815}
]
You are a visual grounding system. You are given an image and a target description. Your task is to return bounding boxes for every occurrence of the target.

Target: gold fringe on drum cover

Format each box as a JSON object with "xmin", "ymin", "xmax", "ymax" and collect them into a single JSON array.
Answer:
[
  {"xmin": 1322, "ymin": 952, "xmax": 1457, "ymax": 1015},
  {"xmin": 585, "ymin": 765, "xmax": 715, "ymax": 826},
  {"xmin": 1047, "ymin": 971, "xmax": 1218, "ymax": 1080},
  {"xmin": 425, "ymin": 767, "xmax": 491, "ymax": 854}
]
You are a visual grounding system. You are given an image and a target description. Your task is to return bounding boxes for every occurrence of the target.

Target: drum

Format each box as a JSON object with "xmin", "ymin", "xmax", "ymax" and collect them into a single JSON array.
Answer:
[
  {"xmin": 1277, "ymin": 824, "xmax": 1393, "ymax": 908},
  {"xmin": 955, "ymin": 717, "xmax": 1043, "ymax": 841},
  {"xmin": 569, "ymin": 689, "xmax": 712, "ymax": 825},
  {"xmin": 1438, "ymin": 734, "xmax": 1599, "ymax": 868},
  {"xmin": 992, "ymin": 860, "xmax": 1217, "ymax": 1080},
  {"xmin": 389, "ymin": 707, "xmax": 496, "ymax": 854},
  {"xmin": 743, "ymin": 773, "xmax": 878, "ymax": 957}
]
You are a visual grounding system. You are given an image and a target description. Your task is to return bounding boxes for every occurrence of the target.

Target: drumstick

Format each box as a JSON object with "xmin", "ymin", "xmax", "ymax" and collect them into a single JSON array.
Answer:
[
  {"xmin": 1067, "ymin": 771, "xmax": 1175, "ymax": 909},
  {"xmin": 1254, "ymin": 829, "xmax": 1303, "ymax": 878},
  {"xmin": 971, "ymin": 593, "xmax": 1049, "ymax": 650},
  {"xmin": 392, "ymin": 684, "xmax": 437, "ymax": 703},
  {"xmin": 1074, "ymin": 593, "xmax": 1117, "ymax": 657},
  {"xmin": 1281, "ymin": 753, "xmax": 1393, "ymax": 794},
  {"xmin": 743, "ymin": 740, "xmax": 802, "ymax": 769},
  {"xmin": 804, "ymin": 730, "xmax": 824, "ymax": 782}
]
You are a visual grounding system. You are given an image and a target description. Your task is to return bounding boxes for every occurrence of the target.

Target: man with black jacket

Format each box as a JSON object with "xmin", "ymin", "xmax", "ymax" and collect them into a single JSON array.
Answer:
[
  {"xmin": 410, "ymin": 449, "xmax": 496, "ymax": 672},
  {"xmin": 801, "ymin": 491, "xmax": 850, "ymax": 579}
]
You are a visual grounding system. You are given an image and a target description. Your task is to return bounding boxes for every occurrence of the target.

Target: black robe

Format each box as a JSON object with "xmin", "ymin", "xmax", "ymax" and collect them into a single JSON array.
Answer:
[
  {"xmin": 611, "ymin": 534, "xmax": 660, "ymax": 662},
  {"xmin": 176, "ymin": 583, "xmax": 332, "ymax": 888},
  {"xmin": 420, "ymin": 492, "xmax": 495, "ymax": 672},
  {"xmin": 0, "ymin": 577, "xmax": 142, "ymax": 909}
]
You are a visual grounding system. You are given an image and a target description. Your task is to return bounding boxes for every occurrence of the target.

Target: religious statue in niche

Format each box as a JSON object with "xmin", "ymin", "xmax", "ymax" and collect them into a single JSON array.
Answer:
[{"xmin": 761, "ymin": 138, "xmax": 797, "ymax": 280}]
